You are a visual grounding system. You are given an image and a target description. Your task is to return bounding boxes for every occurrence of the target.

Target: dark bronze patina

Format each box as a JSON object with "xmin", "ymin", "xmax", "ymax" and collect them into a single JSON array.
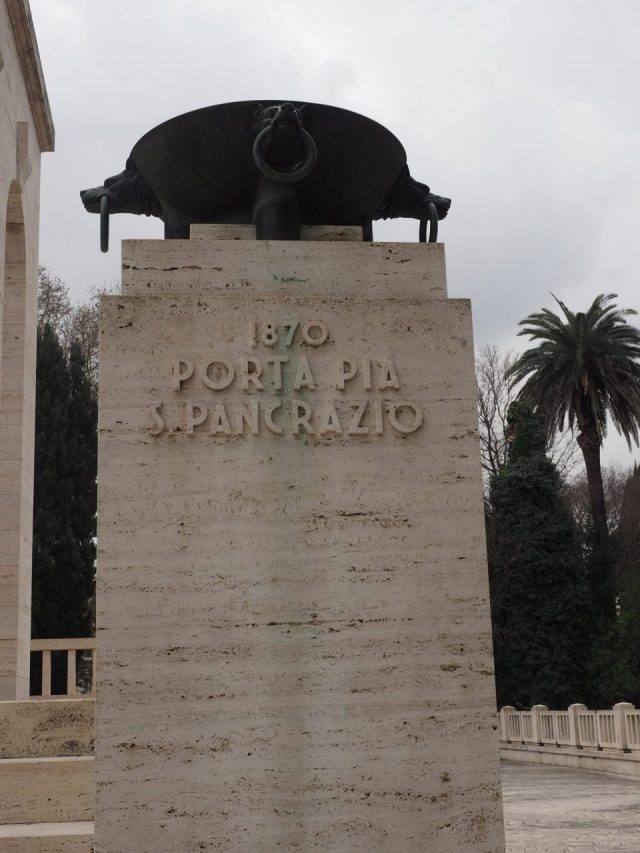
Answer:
[{"xmin": 80, "ymin": 101, "xmax": 450, "ymax": 251}]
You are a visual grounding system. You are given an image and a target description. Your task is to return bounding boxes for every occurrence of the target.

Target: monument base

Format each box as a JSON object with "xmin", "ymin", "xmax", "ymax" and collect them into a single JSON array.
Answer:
[{"xmin": 96, "ymin": 231, "xmax": 504, "ymax": 851}]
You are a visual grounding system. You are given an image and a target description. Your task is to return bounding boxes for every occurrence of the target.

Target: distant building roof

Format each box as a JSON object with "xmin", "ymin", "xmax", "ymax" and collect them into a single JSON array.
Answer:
[{"xmin": 6, "ymin": 0, "xmax": 55, "ymax": 151}]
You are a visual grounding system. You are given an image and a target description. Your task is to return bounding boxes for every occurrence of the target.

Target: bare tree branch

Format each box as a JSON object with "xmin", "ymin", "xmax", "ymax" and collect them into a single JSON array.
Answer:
[
  {"xmin": 38, "ymin": 268, "xmax": 119, "ymax": 389},
  {"xmin": 37, "ymin": 266, "xmax": 72, "ymax": 334},
  {"xmin": 477, "ymin": 344, "xmax": 515, "ymax": 483},
  {"xmin": 563, "ymin": 464, "xmax": 632, "ymax": 535},
  {"xmin": 476, "ymin": 344, "xmax": 582, "ymax": 492}
]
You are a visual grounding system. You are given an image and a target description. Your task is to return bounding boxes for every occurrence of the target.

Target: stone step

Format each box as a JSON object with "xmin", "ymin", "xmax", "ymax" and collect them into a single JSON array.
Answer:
[
  {"xmin": 0, "ymin": 821, "xmax": 93, "ymax": 852},
  {"xmin": 0, "ymin": 757, "xmax": 94, "ymax": 824},
  {"xmin": 0, "ymin": 699, "xmax": 95, "ymax": 759}
]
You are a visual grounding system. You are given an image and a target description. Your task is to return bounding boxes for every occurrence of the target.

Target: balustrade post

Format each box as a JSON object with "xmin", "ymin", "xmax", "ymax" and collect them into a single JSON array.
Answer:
[
  {"xmin": 531, "ymin": 704, "xmax": 547, "ymax": 745},
  {"xmin": 568, "ymin": 703, "xmax": 587, "ymax": 747},
  {"xmin": 41, "ymin": 650, "xmax": 51, "ymax": 698},
  {"xmin": 613, "ymin": 702, "xmax": 635, "ymax": 751},
  {"xmin": 67, "ymin": 649, "xmax": 77, "ymax": 695},
  {"xmin": 500, "ymin": 706, "xmax": 515, "ymax": 742}
]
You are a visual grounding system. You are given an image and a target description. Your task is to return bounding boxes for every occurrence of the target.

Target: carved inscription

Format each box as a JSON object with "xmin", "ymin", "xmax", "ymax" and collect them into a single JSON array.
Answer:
[{"xmin": 147, "ymin": 319, "xmax": 424, "ymax": 439}]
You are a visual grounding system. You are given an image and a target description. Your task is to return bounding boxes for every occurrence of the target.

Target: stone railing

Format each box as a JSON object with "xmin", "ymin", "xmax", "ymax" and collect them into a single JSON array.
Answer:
[
  {"xmin": 30, "ymin": 638, "xmax": 96, "ymax": 699},
  {"xmin": 500, "ymin": 703, "xmax": 640, "ymax": 752}
]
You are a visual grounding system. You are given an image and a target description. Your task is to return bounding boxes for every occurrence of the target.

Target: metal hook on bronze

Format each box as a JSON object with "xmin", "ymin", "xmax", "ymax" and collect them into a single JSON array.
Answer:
[
  {"xmin": 419, "ymin": 201, "xmax": 438, "ymax": 243},
  {"xmin": 252, "ymin": 126, "xmax": 318, "ymax": 183},
  {"xmin": 100, "ymin": 194, "xmax": 109, "ymax": 253}
]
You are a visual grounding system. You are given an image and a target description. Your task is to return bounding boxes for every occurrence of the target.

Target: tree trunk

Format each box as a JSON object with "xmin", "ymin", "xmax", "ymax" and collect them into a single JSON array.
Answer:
[
  {"xmin": 576, "ymin": 428, "xmax": 608, "ymax": 545},
  {"xmin": 577, "ymin": 425, "xmax": 616, "ymax": 630}
]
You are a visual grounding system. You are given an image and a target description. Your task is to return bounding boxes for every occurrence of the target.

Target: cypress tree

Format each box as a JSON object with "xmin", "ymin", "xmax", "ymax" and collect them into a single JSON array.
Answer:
[
  {"xmin": 612, "ymin": 467, "xmax": 640, "ymax": 703},
  {"xmin": 66, "ymin": 339, "xmax": 98, "ymax": 621},
  {"xmin": 32, "ymin": 325, "xmax": 96, "ymax": 640},
  {"xmin": 488, "ymin": 400, "xmax": 590, "ymax": 708},
  {"xmin": 617, "ymin": 465, "xmax": 640, "ymax": 600}
]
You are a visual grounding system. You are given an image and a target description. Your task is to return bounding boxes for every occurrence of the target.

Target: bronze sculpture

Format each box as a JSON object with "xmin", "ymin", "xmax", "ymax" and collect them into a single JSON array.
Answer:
[{"xmin": 80, "ymin": 101, "xmax": 450, "ymax": 251}]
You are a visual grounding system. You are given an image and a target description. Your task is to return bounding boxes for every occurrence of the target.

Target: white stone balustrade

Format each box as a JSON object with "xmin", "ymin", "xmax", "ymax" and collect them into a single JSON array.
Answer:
[
  {"xmin": 500, "ymin": 703, "xmax": 639, "ymax": 752},
  {"xmin": 30, "ymin": 638, "xmax": 96, "ymax": 699}
]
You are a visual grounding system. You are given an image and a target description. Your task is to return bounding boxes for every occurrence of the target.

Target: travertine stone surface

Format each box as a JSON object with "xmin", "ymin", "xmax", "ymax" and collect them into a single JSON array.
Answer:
[
  {"xmin": 501, "ymin": 744, "xmax": 640, "ymax": 779},
  {"xmin": 121, "ymin": 239, "xmax": 447, "ymax": 297},
  {"xmin": 0, "ymin": 0, "xmax": 52, "ymax": 700},
  {"xmin": 0, "ymin": 822, "xmax": 93, "ymax": 853},
  {"xmin": 502, "ymin": 762, "xmax": 640, "ymax": 853},
  {"xmin": 0, "ymin": 698, "xmax": 95, "ymax": 758},
  {"xmin": 96, "ymin": 239, "xmax": 504, "ymax": 852},
  {"xmin": 0, "ymin": 756, "xmax": 94, "ymax": 823}
]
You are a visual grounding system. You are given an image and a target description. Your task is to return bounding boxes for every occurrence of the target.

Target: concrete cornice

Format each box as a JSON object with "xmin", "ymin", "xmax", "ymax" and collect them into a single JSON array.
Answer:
[{"xmin": 6, "ymin": 0, "xmax": 55, "ymax": 152}]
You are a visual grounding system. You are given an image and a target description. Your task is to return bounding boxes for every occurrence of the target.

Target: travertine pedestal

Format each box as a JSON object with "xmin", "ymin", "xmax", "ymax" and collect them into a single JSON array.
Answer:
[{"xmin": 96, "ymin": 231, "xmax": 505, "ymax": 852}]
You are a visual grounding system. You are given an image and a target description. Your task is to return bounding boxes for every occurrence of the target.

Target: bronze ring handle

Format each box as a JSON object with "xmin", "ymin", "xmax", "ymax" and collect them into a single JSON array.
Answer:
[{"xmin": 253, "ymin": 126, "xmax": 318, "ymax": 183}]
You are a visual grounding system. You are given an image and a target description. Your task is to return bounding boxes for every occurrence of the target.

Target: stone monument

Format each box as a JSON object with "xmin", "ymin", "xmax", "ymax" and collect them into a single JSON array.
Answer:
[{"xmin": 87, "ymin": 101, "xmax": 504, "ymax": 851}]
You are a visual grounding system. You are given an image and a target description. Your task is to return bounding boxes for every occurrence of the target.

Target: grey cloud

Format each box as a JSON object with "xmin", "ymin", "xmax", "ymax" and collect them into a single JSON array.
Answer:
[{"xmin": 30, "ymin": 0, "xmax": 640, "ymax": 468}]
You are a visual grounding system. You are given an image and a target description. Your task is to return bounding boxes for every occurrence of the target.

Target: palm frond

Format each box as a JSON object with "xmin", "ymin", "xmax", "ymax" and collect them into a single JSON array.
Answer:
[{"xmin": 508, "ymin": 293, "xmax": 640, "ymax": 449}]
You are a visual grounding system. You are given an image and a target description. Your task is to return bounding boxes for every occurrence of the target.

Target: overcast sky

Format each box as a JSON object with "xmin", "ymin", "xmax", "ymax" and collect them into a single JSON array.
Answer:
[{"xmin": 29, "ymin": 0, "xmax": 640, "ymax": 468}]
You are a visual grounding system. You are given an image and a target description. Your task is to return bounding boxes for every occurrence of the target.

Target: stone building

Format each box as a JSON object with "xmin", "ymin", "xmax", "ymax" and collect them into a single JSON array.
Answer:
[{"xmin": 0, "ymin": 0, "xmax": 54, "ymax": 699}]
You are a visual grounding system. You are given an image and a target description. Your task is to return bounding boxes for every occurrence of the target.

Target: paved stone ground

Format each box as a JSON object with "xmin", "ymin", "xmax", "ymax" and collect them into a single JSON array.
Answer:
[{"xmin": 502, "ymin": 761, "xmax": 640, "ymax": 852}]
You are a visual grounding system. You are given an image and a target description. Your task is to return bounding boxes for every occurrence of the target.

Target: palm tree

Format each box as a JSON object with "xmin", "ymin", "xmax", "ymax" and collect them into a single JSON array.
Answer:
[{"xmin": 508, "ymin": 293, "xmax": 640, "ymax": 545}]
